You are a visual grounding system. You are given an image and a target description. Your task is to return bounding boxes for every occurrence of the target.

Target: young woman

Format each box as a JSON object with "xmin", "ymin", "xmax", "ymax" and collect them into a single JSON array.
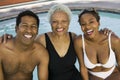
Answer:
[{"xmin": 74, "ymin": 8, "xmax": 120, "ymax": 80}]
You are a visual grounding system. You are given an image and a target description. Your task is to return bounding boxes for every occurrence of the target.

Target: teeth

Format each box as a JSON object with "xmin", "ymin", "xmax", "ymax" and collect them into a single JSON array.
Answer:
[
  {"xmin": 24, "ymin": 34, "xmax": 32, "ymax": 38},
  {"xmin": 87, "ymin": 29, "xmax": 93, "ymax": 35},
  {"xmin": 87, "ymin": 29, "xmax": 93, "ymax": 33},
  {"xmin": 57, "ymin": 28, "xmax": 63, "ymax": 32}
]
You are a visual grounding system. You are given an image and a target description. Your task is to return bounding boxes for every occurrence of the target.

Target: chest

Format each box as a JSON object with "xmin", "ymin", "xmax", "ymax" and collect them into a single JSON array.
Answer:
[
  {"xmin": 2, "ymin": 53, "xmax": 37, "ymax": 74},
  {"xmin": 52, "ymin": 40, "xmax": 70, "ymax": 58},
  {"xmin": 48, "ymin": 42, "xmax": 76, "ymax": 70},
  {"xmin": 85, "ymin": 42, "xmax": 110, "ymax": 64}
]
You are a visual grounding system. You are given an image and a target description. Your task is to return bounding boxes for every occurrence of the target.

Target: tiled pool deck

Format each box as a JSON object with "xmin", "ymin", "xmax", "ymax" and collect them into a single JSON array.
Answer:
[{"xmin": 0, "ymin": 0, "xmax": 120, "ymax": 21}]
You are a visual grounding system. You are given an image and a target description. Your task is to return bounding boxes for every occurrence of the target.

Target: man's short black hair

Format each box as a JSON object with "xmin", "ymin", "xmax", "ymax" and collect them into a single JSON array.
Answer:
[{"xmin": 16, "ymin": 10, "xmax": 39, "ymax": 27}]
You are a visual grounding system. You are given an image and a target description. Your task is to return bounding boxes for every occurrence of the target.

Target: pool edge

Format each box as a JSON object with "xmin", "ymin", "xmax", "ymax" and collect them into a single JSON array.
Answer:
[{"xmin": 0, "ymin": 1, "xmax": 120, "ymax": 21}]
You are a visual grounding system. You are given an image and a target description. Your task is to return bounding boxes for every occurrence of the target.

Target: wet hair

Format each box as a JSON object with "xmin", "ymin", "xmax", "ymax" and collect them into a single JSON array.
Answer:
[
  {"xmin": 78, "ymin": 8, "xmax": 100, "ymax": 25},
  {"xmin": 48, "ymin": 4, "xmax": 72, "ymax": 23},
  {"xmin": 16, "ymin": 10, "xmax": 39, "ymax": 27}
]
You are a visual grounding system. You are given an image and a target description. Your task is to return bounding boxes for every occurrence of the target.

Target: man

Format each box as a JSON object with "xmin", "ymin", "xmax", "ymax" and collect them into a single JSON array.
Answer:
[{"xmin": 0, "ymin": 10, "xmax": 49, "ymax": 80}]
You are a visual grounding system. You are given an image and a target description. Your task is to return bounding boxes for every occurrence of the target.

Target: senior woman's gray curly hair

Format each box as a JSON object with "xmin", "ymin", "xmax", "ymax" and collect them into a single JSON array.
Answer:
[{"xmin": 48, "ymin": 4, "xmax": 72, "ymax": 23}]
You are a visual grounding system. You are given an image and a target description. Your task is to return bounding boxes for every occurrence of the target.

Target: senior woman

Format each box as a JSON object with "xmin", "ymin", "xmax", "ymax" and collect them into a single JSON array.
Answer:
[{"xmin": 36, "ymin": 4, "xmax": 82, "ymax": 80}]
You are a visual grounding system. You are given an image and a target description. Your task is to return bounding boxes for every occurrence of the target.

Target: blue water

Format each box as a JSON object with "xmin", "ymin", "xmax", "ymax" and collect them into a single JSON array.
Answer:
[
  {"xmin": 0, "ymin": 11, "xmax": 120, "ymax": 37},
  {"xmin": 0, "ymin": 10, "xmax": 120, "ymax": 80}
]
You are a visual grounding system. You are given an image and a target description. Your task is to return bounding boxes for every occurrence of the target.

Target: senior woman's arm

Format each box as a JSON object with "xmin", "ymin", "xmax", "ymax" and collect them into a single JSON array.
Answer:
[{"xmin": 74, "ymin": 35, "xmax": 88, "ymax": 80}]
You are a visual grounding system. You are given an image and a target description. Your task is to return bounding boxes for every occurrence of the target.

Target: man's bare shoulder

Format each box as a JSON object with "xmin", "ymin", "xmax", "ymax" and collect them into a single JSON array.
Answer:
[
  {"xmin": 34, "ymin": 41, "xmax": 46, "ymax": 49},
  {"xmin": 32, "ymin": 42, "xmax": 49, "ymax": 63},
  {"xmin": 0, "ymin": 39, "xmax": 15, "ymax": 63},
  {"xmin": 33, "ymin": 42, "xmax": 48, "ymax": 56}
]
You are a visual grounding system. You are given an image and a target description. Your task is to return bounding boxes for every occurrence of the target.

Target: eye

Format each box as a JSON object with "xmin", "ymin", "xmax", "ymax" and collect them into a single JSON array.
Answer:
[
  {"xmin": 81, "ymin": 23, "xmax": 86, "ymax": 26},
  {"xmin": 89, "ymin": 21, "xmax": 94, "ymax": 24},
  {"xmin": 31, "ymin": 25, "xmax": 37, "ymax": 30},
  {"xmin": 62, "ymin": 20, "xmax": 68, "ymax": 24},
  {"xmin": 52, "ymin": 21, "xmax": 57, "ymax": 24},
  {"xmin": 21, "ymin": 24, "xmax": 28, "ymax": 28}
]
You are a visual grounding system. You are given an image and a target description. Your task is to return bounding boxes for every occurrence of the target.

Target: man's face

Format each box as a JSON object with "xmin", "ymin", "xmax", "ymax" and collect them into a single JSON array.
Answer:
[{"xmin": 16, "ymin": 16, "xmax": 38, "ymax": 45}]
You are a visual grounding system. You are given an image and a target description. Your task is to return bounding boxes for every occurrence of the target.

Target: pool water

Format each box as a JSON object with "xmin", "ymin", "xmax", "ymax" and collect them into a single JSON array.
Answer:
[{"xmin": 0, "ymin": 10, "xmax": 120, "ymax": 80}]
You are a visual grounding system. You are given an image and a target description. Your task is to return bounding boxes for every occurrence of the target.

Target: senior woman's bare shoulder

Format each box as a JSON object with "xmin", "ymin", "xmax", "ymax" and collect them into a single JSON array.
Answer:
[{"xmin": 35, "ymin": 33, "xmax": 46, "ymax": 47}]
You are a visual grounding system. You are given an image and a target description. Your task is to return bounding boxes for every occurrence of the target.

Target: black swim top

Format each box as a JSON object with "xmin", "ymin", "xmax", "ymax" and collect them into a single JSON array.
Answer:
[{"xmin": 45, "ymin": 32, "xmax": 82, "ymax": 80}]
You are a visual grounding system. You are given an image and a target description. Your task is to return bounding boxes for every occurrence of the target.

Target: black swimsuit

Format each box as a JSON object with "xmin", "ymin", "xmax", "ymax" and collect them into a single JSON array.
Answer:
[{"xmin": 45, "ymin": 32, "xmax": 82, "ymax": 80}]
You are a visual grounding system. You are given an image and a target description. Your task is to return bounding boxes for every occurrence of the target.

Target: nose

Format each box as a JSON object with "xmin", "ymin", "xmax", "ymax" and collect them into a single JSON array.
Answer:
[
  {"xmin": 26, "ymin": 27, "xmax": 32, "ymax": 33},
  {"xmin": 85, "ymin": 23, "xmax": 91, "ymax": 29},
  {"xmin": 57, "ymin": 22, "xmax": 62, "ymax": 28}
]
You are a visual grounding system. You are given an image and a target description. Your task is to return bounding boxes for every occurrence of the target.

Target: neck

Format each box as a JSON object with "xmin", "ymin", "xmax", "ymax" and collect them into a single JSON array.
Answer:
[
  {"xmin": 85, "ymin": 31, "xmax": 102, "ymax": 43},
  {"xmin": 14, "ymin": 37, "xmax": 33, "ymax": 52},
  {"xmin": 51, "ymin": 32, "xmax": 68, "ymax": 40}
]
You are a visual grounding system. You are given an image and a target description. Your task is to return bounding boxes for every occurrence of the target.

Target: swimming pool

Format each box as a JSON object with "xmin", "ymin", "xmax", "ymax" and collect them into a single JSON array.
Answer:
[{"xmin": 0, "ymin": 10, "xmax": 120, "ymax": 80}]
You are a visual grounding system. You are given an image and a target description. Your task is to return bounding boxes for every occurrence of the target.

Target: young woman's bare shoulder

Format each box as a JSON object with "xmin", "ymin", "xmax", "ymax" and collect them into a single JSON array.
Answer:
[{"xmin": 110, "ymin": 33, "xmax": 120, "ymax": 50}]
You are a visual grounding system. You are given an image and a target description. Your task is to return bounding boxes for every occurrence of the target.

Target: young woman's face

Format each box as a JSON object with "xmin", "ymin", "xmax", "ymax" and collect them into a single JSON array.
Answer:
[
  {"xmin": 50, "ymin": 11, "xmax": 70, "ymax": 36},
  {"xmin": 80, "ymin": 13, "xmax": 100, "ymax": 39}
]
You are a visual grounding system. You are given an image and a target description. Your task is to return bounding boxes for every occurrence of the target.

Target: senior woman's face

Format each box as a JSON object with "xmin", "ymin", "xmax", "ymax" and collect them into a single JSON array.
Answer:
[{"xmin": 50, "ymin": 11, "xmax": 70, "ymax": 36}]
